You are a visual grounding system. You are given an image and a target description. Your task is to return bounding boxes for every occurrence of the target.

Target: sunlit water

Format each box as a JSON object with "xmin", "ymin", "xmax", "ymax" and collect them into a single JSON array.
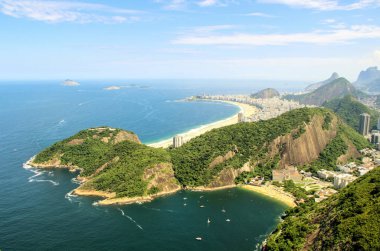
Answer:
[{"xmin": 0, "ymin": 81, "xmax": 287, "ymax": 251}]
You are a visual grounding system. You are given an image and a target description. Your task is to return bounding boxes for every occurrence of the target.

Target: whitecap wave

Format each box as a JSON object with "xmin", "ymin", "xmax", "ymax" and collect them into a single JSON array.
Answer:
[
  {"xmin": 23, "ymin": 158, "xmax": 59, "ymax": 186},
  {"xmin": 117, "ymin": 208, "xmax": 144, "ymax": 230},
  {"xmin": 71, "ymin": 177, "xmax": 82, "ymax": 184}
]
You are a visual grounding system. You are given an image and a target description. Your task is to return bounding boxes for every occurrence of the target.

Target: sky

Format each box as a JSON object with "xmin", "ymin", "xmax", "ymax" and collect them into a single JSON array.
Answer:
[{"xmin": 0, "ymin": 0, "xmax": 380, "ymax": 81}]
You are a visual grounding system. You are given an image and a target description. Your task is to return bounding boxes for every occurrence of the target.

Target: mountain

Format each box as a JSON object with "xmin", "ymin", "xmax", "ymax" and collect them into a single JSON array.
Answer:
[
  {"xmin": 305, "ymin": 72, "xmax": 339, "ymax": 92},
  {"xmin": 266, "ymin": 166, "xmax": 380, "ymax": 250},
  {"xmin": 171, "ymin": 108, "xmax": 369, "ymax": 187},
  {"xmin": 250, "ymin": 88, "xmax": 280, "ymax": 99},
  {"xmin": 355, "ymin": 66, "xmax": 380, "ymax": 93},
  {"xmin": 30, "ymin": 108, "xmax": 369, "ymax": 203},
  {"xmin": 323, "ymin": 95, "xmax": 380, "ymax": 131},
  {"xmin": 284, "ymin": 78, "xmax": 367, "ymax": 106}
]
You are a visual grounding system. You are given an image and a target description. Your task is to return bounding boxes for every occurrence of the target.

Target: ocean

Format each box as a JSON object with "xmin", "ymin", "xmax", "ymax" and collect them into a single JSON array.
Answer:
[{"xmin": 0, "ymin": 80, "xmax": 288, "ymax": 251}]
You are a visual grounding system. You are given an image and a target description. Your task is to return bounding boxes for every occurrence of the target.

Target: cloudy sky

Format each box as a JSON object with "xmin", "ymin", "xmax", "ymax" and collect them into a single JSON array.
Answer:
[{"xmin": 1, "ymin": 0, "xmax": 380, "ymax": 81}]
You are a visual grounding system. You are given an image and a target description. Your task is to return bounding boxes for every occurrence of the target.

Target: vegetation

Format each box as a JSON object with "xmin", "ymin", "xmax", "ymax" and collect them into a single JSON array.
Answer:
[
  {"xmin": 304, "ymin": 123, "xmax": 370, "ymax": 174},
  {"xmin": 323, "ymin": 95, "xmax": 380, "ymax": 131},
  {"xmin": 266, "ymin": 167, "xmax": 380, "ymax": 250},
  {"xmin": 170, "ymin": 108, "xmax": 326, "ymax": 187},
  {"xmin": 34, "ymin": 127, "xmax": 174, "ymax": 198},
  {"xmin": 284, "ymin": 78, "xmax": 368, "ymax": 106}
]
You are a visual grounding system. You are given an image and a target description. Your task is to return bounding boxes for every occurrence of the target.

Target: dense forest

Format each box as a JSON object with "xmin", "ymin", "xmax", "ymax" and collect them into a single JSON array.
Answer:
[
  {"xmin": 323, "ymin": 95, "xmax": 380, "ymax": 131},
  {"xmin": 170, "ymin": 108, "xmax": 333, "ymax": 187},
  {"xmin": 266, "ymin": 166, "xmax": 380, "ymax": 251},
  {"xmin": 33, "ymin": 127, "xmax": 176, "ymax": 198},
  {"xmin": 33, "ymin": 107, "xmax": 370, "ymax": 198}
]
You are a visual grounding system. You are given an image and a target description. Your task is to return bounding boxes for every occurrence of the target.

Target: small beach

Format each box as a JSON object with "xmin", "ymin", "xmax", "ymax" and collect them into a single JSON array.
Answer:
[
  {"xmin": 148, "ymin": 101, "xmax": 257, "ymax": 148},
  {"xmin": 241, "ymin": 184, "xmax": 297, "ymax": 208}
]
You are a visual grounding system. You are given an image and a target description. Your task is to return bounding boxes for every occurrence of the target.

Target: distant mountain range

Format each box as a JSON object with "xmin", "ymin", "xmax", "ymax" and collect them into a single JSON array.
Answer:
[
  {"xmin": 304, "ymin": 72, "xmax": 339, "ymax": 92},
  {"xmin": 285, "ymin": 78, "xmax": 367, "ymax": 106},
  {"xmin": 354, "ymin": 66, "xmax": 380, "ymax": 93},
  {"xmin": 251, "ymin": 88, "xmax": 280, "ymax": 99}
]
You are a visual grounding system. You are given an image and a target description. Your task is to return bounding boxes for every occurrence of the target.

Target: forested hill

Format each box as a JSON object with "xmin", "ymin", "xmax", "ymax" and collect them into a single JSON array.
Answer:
[
  {"xmin": 323, "ymin": 95, "xmax": 380, "ymax": 131},
  {"xmin": 266, "ymin": 166, "xmax": 380, "ymax": 250},
  {"xmin": 30, "ymin": 107, "xmax": 369, "ymax": 201},
  {"xmin": 284, "ymin": 78, "xmax": 367, "ymax": 106},
  {"xmin": 31, "ymin": 127, "xmax": 180, "ymax": 199},
  {"xmin": 170, "ymin": 107, "xmax": 369, "ymax": 188}
]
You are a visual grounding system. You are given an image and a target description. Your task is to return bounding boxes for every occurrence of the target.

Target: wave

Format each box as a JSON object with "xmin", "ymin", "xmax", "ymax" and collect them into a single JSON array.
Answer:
[
  {"xmin": 117, "ymin": 208, "xmax": 143, "ymax": 230},
  {"xmin": 23, "ymin": 158, "xmax": 59, "ymax": 186},
  {"xmin": 71, "ymin": 177, "xmax": 82, "ymax": 184}
]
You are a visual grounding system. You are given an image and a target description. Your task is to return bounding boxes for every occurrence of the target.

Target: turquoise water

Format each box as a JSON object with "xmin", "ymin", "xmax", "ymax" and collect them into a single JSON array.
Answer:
[{"xmin": 0, "ymin": 81, "xmax": 287, "ymax": 251}]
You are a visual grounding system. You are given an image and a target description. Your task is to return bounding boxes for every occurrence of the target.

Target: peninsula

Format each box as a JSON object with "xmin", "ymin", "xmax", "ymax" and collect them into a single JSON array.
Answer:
[{"xmin": 28, "ymin": 106, "xmax": 370, "ymax": 207}]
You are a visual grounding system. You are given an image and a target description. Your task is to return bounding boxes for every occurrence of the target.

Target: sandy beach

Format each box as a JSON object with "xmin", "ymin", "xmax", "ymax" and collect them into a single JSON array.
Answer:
[
  {"xmin": 148, "ymin": 100, "xmax": 257, "ymax": 148},
  {"xmin": 241, "ymin": 184, "xmax": 297, "ymax": 208}
]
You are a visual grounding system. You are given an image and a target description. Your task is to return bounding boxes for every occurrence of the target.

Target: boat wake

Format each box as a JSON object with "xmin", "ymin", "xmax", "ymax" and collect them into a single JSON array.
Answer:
[{"xmin": 117, "ymin": 208, "xmax": 144, "ymax": 230}]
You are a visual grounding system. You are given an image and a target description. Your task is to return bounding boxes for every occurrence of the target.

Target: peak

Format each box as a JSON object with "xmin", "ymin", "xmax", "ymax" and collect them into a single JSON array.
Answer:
[{"xmin": 331, "ymin": 72, "xmax": 339, "ymax": 78}]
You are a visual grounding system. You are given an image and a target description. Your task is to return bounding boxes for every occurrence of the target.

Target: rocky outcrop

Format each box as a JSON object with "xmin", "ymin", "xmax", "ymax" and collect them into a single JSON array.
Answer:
[
  {"xmin": 143, "ymin": 163, "xmax": 180, "ymax": 193},
  {"xmin": 269, "ymin": 115, "xmax": 338, "ymax": 168},
  {"xmin": 209, "ymin": 150, "xmax": 236, "ymax": 168},
  {"xmin": 207, "ymin": 164, "xmax": 252, "ymax": 188}
]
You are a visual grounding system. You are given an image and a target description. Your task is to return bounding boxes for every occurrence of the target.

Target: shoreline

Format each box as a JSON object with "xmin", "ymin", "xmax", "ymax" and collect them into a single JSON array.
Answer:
[
  {"xmin": 240, "ymin": 184, "xmax": 297, "ymax": 208},
  {"xmin": 147, "ymin": 100, "xmax": 257, "ymax": 148},
  {"xmin": 25, "ymin": 158, "xmax": 296, "ymax": 207}
]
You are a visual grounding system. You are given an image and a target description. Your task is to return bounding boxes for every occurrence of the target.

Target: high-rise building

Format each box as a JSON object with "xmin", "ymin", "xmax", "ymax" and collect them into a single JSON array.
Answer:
[
  {"xmin": 238, "ymin": 112, "xmax": 245, "ymax": 123},
  {"xmin": 359, "ymin": 113, "xmax": 370, "ymax": 136},
  {"xmin": 173, "ymin": 135, "xmax": 183, "ymax": 148},
  {"xmin": 378, "ymin": 118, "xmax": 380, "ymax": 130},
  {"xmin": 371, "ymin": 133, "xmax": 380, "ymax": 144}
]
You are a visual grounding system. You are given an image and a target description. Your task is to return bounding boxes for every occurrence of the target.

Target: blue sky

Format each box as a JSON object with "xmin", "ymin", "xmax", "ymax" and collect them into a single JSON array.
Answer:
[{"xmin": 0, "ymin": 0, "xmax": 380, "ymax": 81}]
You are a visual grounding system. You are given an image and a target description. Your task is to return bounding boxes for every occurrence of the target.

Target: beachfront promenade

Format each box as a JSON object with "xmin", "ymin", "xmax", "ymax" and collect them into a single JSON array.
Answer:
[
  {"xmin": 148, "ymin": 94, "xmax": 306, "ymax": 148},
  {"xmin": 148, "ymin": 100, "xmax": 257, "ymax": 148}
]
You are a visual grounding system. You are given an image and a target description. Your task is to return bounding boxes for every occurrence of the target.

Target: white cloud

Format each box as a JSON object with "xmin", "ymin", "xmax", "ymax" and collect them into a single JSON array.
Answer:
[
  {"xmin": 197, "ymin": 0, "xmax": 218, "ymax": 7},
  {"xmin": 173, "ymin": 25, "xmax": 380, "ymax": 46},
  {"xmin": 156, "ymin": 0, "xmax": 188, "ymax": 10},
  {"xmin": 246, "ymin": 12, "xmax": 275, "ymax": 17},
  {"xmin": 258, "ymin": 0, "xmax": 380, "ymax": 11},
  {"xmin": 374, "ymin": 50, "xmax": 380, "ymax": 60},
  {"xmin": 0, "ymin": 0, "xmax": 142, "ymax": 23}
]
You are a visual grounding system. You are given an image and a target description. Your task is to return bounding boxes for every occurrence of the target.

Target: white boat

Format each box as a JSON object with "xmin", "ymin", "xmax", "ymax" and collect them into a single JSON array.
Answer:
[
  {"xmin": 183, "ymin": 203, "xmax": 187, "ymax": 206},
  {"xmin": 226, "ymin": 219, "xmax": 231, "ymax": 222},
  {"xmin": 207, "ymin": 218, "xmax": 211, "ymax": 224},
  {"xmin": 195, "ymin": 237, "xmax": 202, "ymax": 241},
  {"xmin": 221, "ymin": 208, "xmax": 226, "ymax": 213},
  {"xmin": 200, "ymin": 205, "xmax": 205, "ymax": 208}
]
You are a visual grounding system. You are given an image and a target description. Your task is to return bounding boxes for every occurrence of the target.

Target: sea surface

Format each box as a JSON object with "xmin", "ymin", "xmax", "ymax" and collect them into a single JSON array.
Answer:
[{"xmin": 0, "ymin": 80, "xmax": 288, "ymax": 251}]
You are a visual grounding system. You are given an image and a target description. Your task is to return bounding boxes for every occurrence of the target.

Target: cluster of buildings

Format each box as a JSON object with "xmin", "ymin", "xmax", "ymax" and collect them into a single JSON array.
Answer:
[
  {"xmin": 196, "ymin": 95, "xmax": 307, "ymax": 122},
  {"xmin": 359, "ymin": 113, "xmax": 380, "ymax": 150}
]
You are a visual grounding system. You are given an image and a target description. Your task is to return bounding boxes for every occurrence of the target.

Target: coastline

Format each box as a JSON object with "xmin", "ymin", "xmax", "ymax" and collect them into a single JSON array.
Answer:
[
  {"xmin": 148, "ymin": 100, "xmax": 257, "ymax": 148},
  {"xmin": 74, "ymin": 187, "xmax": 182, "ymax": 206},
  {"xmin": 240, "ymin": 184, "xmax": 297, "ymax": 208},
  {"xmin": 25, "ymin": 156, "xmax": 296, "ymax": 207}
]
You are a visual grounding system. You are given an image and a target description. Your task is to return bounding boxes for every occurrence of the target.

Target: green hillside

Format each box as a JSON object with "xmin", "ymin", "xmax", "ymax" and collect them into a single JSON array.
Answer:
[
  {"xmin": 251, "ymin": 88, "xmax": 280, "ymax": 99},
  {"xmin": 285, "ymin": 78, "xmax": 367, "ymax": 106},
  {"xmin": 266, "ymin": 166, "xmax": 380, "ymax": 251},
  {"xmin": 170, "ymin": 107, "xmax": 368, "ymax": 187},
  {"xmin": 323, "ymin": 95, "xmax": 380, "ymax": 131},
  {"xmin": 33, "ymin": 127, "xmax": 178, "ymax": 198}
]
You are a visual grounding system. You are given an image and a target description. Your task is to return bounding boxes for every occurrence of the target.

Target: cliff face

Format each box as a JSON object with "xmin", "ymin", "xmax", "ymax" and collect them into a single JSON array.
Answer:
[{"xmin": 269, "ymin": 115, "xmax": 338, "ymax": 168}]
